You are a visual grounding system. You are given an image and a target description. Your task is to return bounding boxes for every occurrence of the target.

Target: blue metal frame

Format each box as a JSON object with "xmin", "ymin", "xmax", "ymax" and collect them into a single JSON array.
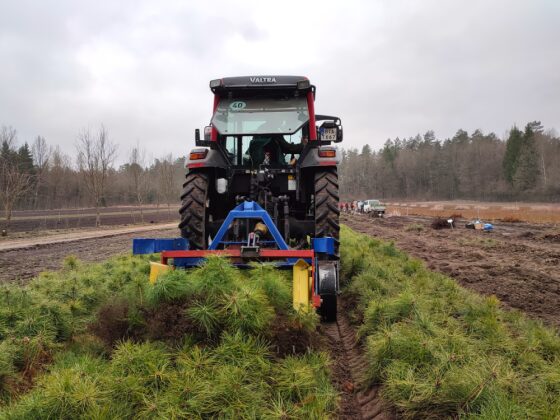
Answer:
[
  {"xmin": 209, "ymin": 201, "xmax": 289, "ymax": 250},
  {"xmin": 132, "ymin": 202, "xmax": 338, "ymax": 289},
  {"xmin": 311, "ymin": 237, "xmax": 335, "ymax": 255},
  {"xmin": 133, "ymin": 238, "xmax": 188, "ymax": 255}
]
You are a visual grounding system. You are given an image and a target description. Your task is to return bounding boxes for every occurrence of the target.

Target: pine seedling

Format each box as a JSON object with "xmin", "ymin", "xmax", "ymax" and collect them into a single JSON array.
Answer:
[
  {"xmin": 186, "ymin": 300, "xmax": 223, "ymax": 337},
  {"xmin": 222, "ymin": 285, "xmax": 274, "ymax": 335},
  {"xmin": 145, "ymin": 270, "xmax": 191, "ymax": 306}
]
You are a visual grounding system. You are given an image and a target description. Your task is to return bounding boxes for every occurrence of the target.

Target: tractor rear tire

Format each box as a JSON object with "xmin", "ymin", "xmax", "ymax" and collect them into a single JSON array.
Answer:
[
  {"xmin": 314, "ymin": 168, "xmax": 340, "ymax": 249},
  {"xmin": 179, "ymin": 171, "xmax": 208, "ymax": 250}
]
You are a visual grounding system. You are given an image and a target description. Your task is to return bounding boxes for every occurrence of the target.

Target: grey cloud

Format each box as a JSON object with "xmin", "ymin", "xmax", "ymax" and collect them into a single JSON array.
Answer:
[{"xmin": 0, "ymin": 0, "xmax": 559, "ymax": 162}]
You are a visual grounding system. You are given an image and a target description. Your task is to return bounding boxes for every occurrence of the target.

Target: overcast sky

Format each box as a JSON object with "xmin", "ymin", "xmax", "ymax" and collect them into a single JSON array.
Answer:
[{"xmin": 1, "ymin": 0, "xmax": 559, "ymax": 163}]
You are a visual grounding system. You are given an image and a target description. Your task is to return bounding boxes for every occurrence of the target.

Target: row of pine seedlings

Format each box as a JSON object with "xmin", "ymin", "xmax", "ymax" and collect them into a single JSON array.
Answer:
[
  {"xmin": 0, "ymin": 254, "xmax": 336, "ymax": 418},
  {"xmin": 340, "ymin": 226, "xmax": 560, "ymax": 419}
]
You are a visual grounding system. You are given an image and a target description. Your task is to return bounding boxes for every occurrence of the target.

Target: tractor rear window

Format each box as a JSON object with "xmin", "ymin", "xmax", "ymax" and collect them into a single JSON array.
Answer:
[{"xmin": 211, "ymin": 97, "xmax": 309, "ymax": 135}]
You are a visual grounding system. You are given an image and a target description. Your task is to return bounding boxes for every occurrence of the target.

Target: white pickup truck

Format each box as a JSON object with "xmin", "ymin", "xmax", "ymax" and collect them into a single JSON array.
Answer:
[{"xmin": 363, "ymin": 199, "xmax": 386, "ymax": 217}]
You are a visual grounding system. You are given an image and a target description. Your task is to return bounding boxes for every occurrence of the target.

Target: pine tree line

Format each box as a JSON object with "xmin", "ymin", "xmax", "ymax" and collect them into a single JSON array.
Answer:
[{"xmin": 339, "ymin": 121, "xmax": 560, "ymax": 201}]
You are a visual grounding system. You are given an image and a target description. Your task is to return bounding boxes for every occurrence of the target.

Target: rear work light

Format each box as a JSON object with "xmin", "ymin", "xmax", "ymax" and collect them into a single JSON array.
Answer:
[
  {"xmin": 297, "ymin": 79, "xmax": 311, "ymax": 89},
  {"xmin": 209, "ymin": 79, "xmax": 222, "ymax": 88},
  {"xmin": 318, "ymin": 148, "xmax": 336, "ymax": 158},
  {"xmin": 189, "ymin": 148, "xmax": 208, "ymax": 160}
]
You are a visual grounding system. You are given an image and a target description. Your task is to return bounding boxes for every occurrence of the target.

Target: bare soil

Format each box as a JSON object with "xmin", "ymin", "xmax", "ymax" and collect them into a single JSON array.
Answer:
[
  {"xmin": 0, "ymin": 226, "xmax": 178, "ymax": 284},
  {"xmin": 3, "ymin": 205, "xmax": 179, "ymax": 233},
  {"xmin": 343, "ymin": 212, "xmax": 560, "ymax": 328},
  {"xmin": 384, "ymin": 200, "xmax": 560, "ymax": 224}
]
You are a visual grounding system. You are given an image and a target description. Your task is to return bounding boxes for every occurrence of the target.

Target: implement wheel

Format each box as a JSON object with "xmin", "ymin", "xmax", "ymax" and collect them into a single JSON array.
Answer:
[
  {"xmin": 320, "ymin": 295, "xmax": 337, "ymax": 322},
  {"xmin": 179, "ymin": 171, "xmax": 208, "ymax": 250},
  {"xmin": 314, "ymin": 168, "xmax": 340, "ymax": 252},
  {"xmin": 317, "ymin": 262, "xmax": 338, "ymax": 322}
]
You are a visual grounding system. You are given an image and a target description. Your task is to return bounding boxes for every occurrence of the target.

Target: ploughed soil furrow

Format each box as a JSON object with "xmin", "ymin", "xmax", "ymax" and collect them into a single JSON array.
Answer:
[
  {"xmin": 342, "ymin": 213, "xmax": 560, "ymax": 328},
  {"xmin": 0, "ymin": 227, "xmax": 178, "ymax": 284},
  {"xmin": 322, "ymin": 312, "xmax": 394, "ymax": 420}
]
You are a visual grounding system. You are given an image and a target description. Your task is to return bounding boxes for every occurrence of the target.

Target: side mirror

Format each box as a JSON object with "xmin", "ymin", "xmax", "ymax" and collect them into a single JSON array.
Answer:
[{"xmin": 204, "ymin": 125, "xmax": 212, "ymax": 141}]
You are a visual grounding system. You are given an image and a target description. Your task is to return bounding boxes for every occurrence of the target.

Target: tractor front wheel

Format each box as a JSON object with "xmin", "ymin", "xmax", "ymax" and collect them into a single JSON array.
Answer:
[{"xmin": 179, "ymin": 171, "xmax": 208, "ymax": 250}]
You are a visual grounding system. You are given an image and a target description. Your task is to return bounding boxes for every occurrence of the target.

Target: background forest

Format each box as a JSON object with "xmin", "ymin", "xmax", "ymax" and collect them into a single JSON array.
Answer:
[
  {"xmin": 1, "ymin": 121, "xmax": 559, "ymax": 222},
  {"xmin": 0, "ymin": 125, "xmax": 184, "ymax": 225},
  {"xmin": 339, "ymin": 121, "xmax": 560, "ymax": 201}
]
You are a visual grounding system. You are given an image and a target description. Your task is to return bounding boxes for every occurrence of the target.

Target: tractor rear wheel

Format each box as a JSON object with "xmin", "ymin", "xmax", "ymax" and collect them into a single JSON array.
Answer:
[
  {"xmin": 179, "ymin": 171, "xmax": 208, "ymax": 250},
  {"xmin": 314, "ymin": 168, "xmax": 340, "ymax": 249}
]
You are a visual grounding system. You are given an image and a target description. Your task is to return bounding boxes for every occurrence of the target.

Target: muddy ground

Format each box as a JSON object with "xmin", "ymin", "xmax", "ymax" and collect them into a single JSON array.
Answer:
[
  {"xmin": 0, "ymin": 227, "xmax": 177, "ymax": 284},
  {"xmin": 343, "ymin": 213, "xmax": 560, "ymax": 329}
]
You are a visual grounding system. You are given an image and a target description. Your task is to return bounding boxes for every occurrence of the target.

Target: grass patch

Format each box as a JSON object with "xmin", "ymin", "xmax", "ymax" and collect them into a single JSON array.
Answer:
[
  {"xmin": 404, "ymin": 223, "xmax": 424, "ymax": 232},
  {"xmin": 457, "ymin": 237, "xmax": 499, "ymax": 249},
  {"xmin": 341, "ymin": 225, "xmax": 560, "ymax": 418},
  {"xmin": 0, "ymin": 255, "xmax": 337, "ymax": 417}
]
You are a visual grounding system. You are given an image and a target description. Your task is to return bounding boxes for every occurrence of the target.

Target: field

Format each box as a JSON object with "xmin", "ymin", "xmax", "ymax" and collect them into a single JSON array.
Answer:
[
  {"xmin": 2, "ymin": 205, "xmax": 180, "ymax": 234},
  {"xmin": 0, "ymin": 205, "xmax": 559, "ymax": 418},
  {"xmin": 385, "ymin": 200, "xmax": 560, "ymax": 224},
  {"xmin": 343, "ymin": 212, "xmax": 560, "ymax": 328}
]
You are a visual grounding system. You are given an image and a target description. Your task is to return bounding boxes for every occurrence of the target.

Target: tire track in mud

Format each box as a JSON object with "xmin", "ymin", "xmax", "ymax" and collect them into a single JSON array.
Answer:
[{"xmin": 322, "ymin": 312, "xmax": 394, "ymax": 420}]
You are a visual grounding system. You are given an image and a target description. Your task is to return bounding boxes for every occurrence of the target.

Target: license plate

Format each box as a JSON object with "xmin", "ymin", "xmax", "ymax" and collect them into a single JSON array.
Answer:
[{"xmin": 320, "ymin": 127, "xmax": 337, "ymax": 141}]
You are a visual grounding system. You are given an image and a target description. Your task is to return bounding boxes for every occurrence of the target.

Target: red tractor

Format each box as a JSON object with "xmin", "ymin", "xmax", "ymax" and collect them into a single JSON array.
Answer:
[{"xmin": 180, "ymin": 76, "xmax": 342, "ymax": 255}]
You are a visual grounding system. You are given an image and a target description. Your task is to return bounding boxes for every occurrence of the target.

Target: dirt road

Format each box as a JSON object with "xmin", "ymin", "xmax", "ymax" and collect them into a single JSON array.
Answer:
[
  {"xmin": 343, "ymin": 213, "xmax": 560, "ymax": 328},
  {"xmin": 0, "ymin": 224, "xmax": 178, "ymax": 284},
  {"xmin": 4, "ymin": 205, "xmax": 179, "ymax": 233}
]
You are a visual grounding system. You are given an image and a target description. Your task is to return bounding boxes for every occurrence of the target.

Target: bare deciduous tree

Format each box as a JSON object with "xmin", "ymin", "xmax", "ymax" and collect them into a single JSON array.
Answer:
[
  {"xmin": 0, "ymin": 126, "xmax": 17, "ymax": 148},
  {"xmin": 157, "ymin": 154, "xmax": 177, "ymax": 214},
  {"xmin": 32, "ymin": 135, "xmax": 51, "ymax": 208},
  {"xmin": 47, "ymin": 146, "xmax": 72, "ymax": 209},
  {"xmin": 0, "ymin": 157, "xmax": 34, "ymax": 231},
  {"xmin": 127, "ymin": 143, "xmax": 149, "ymax": 222},
  {"xmin": 76, "ymin": 126, "xmax": 117, "ymax": 226}
]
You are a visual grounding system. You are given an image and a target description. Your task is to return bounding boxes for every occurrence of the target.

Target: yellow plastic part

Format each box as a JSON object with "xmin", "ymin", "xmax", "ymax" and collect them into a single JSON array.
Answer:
[
  {"xmin": 149, "ymin": 261, "xmax": 171, "ymax": 284},
  {"xmin": 293, "ymin": 259, "xmax": 311, "ymax": 312}
]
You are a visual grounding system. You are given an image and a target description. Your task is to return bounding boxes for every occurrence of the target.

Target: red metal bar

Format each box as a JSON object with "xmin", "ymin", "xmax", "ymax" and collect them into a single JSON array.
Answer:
[
  {"xmin": 162, "ymin": 249, "xmax": 315, "ymax": 259},
  {"xmin": 306, "ymin": 91, "xmax": 317, "ymax": 141},
  {"xmin": 161, "ymin": 248, "xmax": 321, "ymax": 308},
  {"xmin": 211, "ymin": 94, "xmax": 219, "ymax": 141}
]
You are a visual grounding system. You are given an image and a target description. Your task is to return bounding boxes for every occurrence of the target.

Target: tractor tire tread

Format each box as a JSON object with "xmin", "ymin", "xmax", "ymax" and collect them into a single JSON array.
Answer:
[
  {"xmin": 314, "ymin": 168, "xmax": 340, "ymax": 252},
  {"xmin": 178, "ymin": 171, "xmax": 208, "ymax": 249}
]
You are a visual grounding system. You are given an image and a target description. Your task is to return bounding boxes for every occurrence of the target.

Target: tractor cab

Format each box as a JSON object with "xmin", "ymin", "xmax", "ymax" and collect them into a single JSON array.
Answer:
[{"xmin": 195, "ymin": 76, "xmax": 342, "ymax": 167}]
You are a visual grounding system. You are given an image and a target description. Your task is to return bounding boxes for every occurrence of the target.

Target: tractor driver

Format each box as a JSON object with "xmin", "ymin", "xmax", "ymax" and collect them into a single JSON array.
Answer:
[{"xmin": 245, "ymin": 125, "xmax": 309, "ymax": 167}]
